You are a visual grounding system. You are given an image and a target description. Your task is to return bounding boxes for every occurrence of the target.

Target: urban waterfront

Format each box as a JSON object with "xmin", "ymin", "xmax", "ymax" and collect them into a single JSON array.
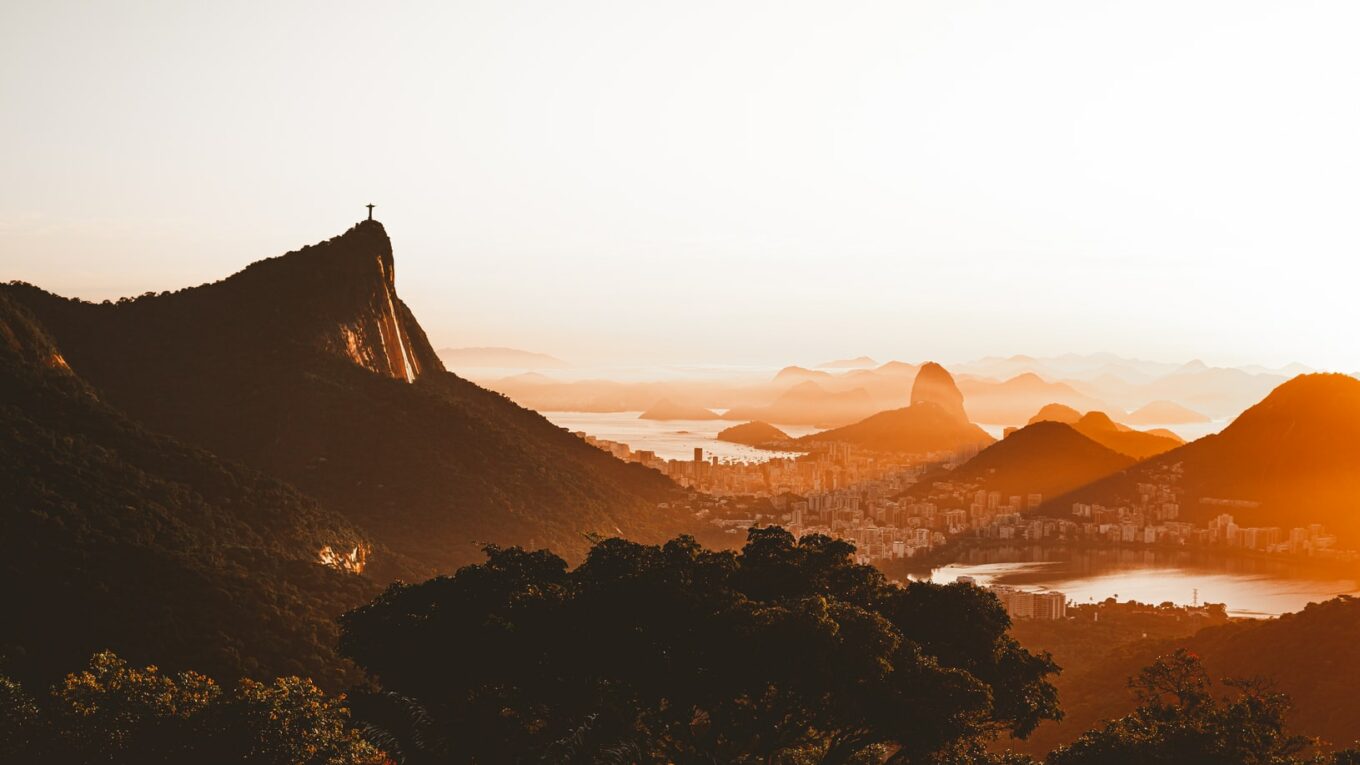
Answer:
[
  {"xmin": 554, "ymin": 411, "xmax": 1352, "ymax": 619},
  {"xmin": 928, "ymin": 546, "xmax": 1360, "ymax": 618}
]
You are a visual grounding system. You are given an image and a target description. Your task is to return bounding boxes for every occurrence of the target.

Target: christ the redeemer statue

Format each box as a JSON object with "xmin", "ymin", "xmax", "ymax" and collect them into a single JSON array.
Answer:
[{"xmin": 366, "ymin": 203, "xmax": 375, "ymax": 221}]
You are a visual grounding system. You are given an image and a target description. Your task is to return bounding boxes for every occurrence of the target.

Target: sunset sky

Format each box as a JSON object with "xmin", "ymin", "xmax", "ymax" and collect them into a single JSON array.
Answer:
[{"xmin": 3, "ymin": 1, "xmax": 1358, "ymax": 370}]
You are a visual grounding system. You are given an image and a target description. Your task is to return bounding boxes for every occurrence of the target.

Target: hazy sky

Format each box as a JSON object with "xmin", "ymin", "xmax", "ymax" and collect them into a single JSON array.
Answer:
[{"xmin": 3, "ymin": 1, "xmax": 1358, "ymax": 370}]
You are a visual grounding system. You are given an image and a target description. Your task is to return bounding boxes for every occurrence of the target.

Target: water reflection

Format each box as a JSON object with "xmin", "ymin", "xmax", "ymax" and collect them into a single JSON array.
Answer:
[{"xmin": 929, "ymin": 546, "xmax": 1360, "ymax": 618}]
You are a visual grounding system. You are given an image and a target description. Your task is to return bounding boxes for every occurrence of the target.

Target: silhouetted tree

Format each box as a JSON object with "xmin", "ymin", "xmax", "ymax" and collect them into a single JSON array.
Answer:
[
  {"xmin": 1047, "ymin": 649, "xmax": 1318, "ymax": 765},
  {"xmin": 339, "ymin": 528, "xmax": 1061, "ymax": 764}
]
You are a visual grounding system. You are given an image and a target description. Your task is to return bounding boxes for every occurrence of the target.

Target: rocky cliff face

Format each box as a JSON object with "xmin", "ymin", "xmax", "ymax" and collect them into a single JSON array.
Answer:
[
  {"xmin": 309, "ymin": 221, "xmax": 437, "ymax": 382},
  {"xmin": 1, "ymin": 220, "xmax": 444, "ymax": 391},
  {"xmin": 230, "ymin": 220, "xmax": 442, "ymax": 383},
  {"xmin": 910, "ymin": 361, "xmax": 969, "ymax": 422},
  {"xmin": 0, "ymin": 293, "xmax": 72, "ymax": 373}
]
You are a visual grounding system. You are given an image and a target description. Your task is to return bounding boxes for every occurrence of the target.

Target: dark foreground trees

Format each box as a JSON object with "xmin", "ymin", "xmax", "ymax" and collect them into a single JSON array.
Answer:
[
  {"xmin": 0, "ymin": 651, "xmax": 384, "ymax": 764},
  {"xmin": 339, "ymin": 528, "xmax": 1062, "ymax": 764},
  {"xmin": 1047, "ymin": 649, "xmax": 1359, "ymax": 765},
  {"xmin": 8, "ymin": 530, "xmax": 1360, "ymax": 764}
]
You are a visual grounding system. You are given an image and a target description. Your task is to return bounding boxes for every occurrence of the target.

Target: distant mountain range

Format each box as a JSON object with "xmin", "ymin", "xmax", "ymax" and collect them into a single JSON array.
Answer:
[
  {"xmin": 1124, "ymin": 399, "xmax": 1210, "ymax": 425},
  {"xmin": 482, "ymin": 354, "xmax": 1300, "ymax": 431},
  {"xmin": 724, "ymin": 380, "xmax": 879, "ymax": 427},
  {"xmin": 817, "ymin": 356, "xmax": 878, "ymax": 369},
  {"xmin": 957, "ymin": 372, "xmax": 1109, "ymax": 424}
]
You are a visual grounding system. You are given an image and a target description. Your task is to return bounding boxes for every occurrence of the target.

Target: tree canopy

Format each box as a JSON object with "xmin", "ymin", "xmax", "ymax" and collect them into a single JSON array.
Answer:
[
  {"xmin": 1047, "ymin": 649, "xmax": 1355, "ymax": 765},
  {"xmin": 339, "ymin": 528, "xmax": 1062, "ymax": 764}
]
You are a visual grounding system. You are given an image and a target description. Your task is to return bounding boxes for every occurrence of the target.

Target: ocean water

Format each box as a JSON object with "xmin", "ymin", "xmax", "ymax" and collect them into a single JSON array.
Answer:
[{"xmin": 542, "ymin": 411, "xmax": 820, "ymax": 463}]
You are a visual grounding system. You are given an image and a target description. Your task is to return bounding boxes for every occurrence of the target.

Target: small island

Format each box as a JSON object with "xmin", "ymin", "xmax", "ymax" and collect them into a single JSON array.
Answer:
[{"xmin": 716, "ymin": 420, "xmax": 791, "ymax": 447}]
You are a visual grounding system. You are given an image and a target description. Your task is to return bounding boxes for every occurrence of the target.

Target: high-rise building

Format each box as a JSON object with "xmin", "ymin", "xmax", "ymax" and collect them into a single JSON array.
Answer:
[{"xmin": 1034, "ymin": 591, "xmax": 1067, "ymax": 620}]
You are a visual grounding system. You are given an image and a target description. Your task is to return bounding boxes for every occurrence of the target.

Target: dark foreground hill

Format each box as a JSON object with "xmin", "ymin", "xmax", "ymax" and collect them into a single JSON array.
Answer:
[
  {"xmin": 1054, "ymin": 374, "xmax": 1360, "ymax": 540},
  {"xmin": 1, "ymin": 221, "xmax": 685, "ymax": 576},
  {"xmin": 0, "ymin": 294, "xmax": 376, "ymax": 688},
  {"xmin": 1012, "ymin": 596, "xmax": 1360, "ymax": 755}
]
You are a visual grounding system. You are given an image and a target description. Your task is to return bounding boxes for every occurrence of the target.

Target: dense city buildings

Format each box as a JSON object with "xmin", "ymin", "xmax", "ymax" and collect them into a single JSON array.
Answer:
[
  {"xmin": 955, "ymin": 576, "xmax": 1068, "ymax": 620},
  {"xmin": 572, "ymin": 431, "xmax": 1358, "ymax": 567}
]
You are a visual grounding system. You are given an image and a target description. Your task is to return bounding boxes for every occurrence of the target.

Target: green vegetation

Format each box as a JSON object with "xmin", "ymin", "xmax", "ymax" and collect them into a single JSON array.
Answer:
[
  {"xmin": 0, "ymin": 294, "xmax": 375, "ymax": 688},
  {"xmin": 3, "ymin": 521, "xmax": 1360, "ymax": 763},
  {"xmin": 1014, "ymin": 596, "xmax": 1360, "ymax": 756},
  {"xmin": 0, "ymin": 651, "xmax": 383, "ymax": 764},
  {"xmin": 1048, "ymin": 649, "xmax": 1357, "ymax": 765}
]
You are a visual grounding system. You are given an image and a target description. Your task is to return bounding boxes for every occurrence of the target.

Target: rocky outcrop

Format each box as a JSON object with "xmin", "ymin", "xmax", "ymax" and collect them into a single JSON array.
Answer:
[
  {"xmin": 910, "ymin": 361, "xmax": 968, "ymax": 421},
  {"xmin": 239, "ymin": 220, "xmax": 441, "ymax": 383},
  {"xmin": 0, "ymin": 293, "xmax": 72, "ymax": 373}
]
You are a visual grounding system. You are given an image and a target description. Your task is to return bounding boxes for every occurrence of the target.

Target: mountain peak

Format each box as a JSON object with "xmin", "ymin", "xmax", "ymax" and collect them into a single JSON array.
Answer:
[
  {"xmin": 220, "ymin": 221, "xmax": 440, "ymax": 383},
  {"xmin": 1226, "ymin": 373, "xmax": 1360, "ymax": 434},
  {"xmin": 946, "ymin": 420, "xmax": 1134, "ymax": 499},
  {"xmin": 911, "ymin": 361, "xmax": 968, "ymax": 422},
  {"xmin": 1076, "ymin": 410, "xmax": 1119, "ymax": 432},
  {"xmin": 1028, "ymin": 402, "xmax": 1082, "ymax": 425},
  {"xmin": 817, "ymin": 355, "xmax": 878, "ymax": 369}
]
